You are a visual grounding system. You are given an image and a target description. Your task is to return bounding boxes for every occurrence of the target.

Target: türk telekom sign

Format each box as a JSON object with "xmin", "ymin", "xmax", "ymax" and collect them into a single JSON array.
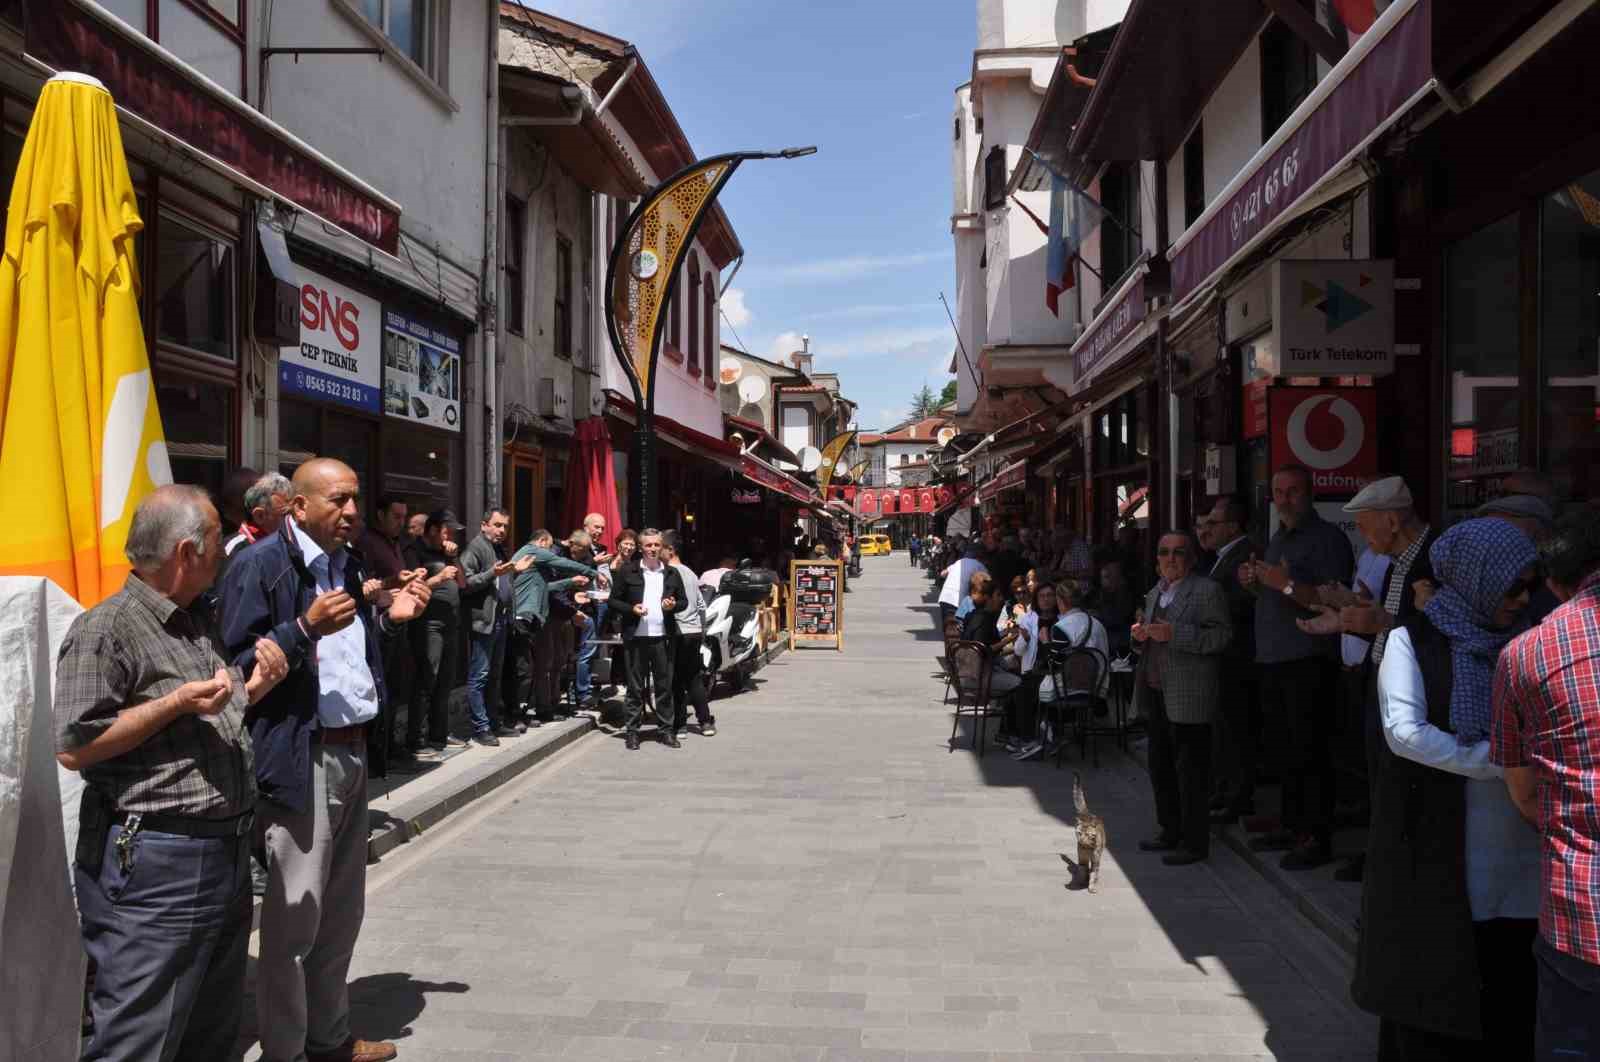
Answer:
[{"xmin": 1269, "ymin": 388, "xmax": 1377, "ymax": 497}]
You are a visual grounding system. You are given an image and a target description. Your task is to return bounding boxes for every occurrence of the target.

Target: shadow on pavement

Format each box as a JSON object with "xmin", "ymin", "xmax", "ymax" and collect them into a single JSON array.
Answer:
[{"xmin": 347, "ymin": 972, "xmax": 470, "ymax": 1043}]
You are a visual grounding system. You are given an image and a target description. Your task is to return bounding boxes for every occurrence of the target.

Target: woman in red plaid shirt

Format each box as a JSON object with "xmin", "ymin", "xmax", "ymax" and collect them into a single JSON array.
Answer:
[{"xmin": 1493, "ymin": 506, "xmax": 1600, "ymax": 1061}]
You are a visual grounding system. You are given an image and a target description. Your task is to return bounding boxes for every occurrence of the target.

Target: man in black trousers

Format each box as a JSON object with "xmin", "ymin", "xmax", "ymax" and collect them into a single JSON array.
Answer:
[
  {"xmin": 612, "ymin": 528, "xmax": 686, "ymax": 750},
  {"xmin": 1200, "ymin": 495, "xmax": 1259, "ymax": 824}
]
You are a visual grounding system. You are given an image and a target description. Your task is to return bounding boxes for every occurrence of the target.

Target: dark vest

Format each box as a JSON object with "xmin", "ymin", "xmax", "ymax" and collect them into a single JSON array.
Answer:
[{"xmin": 1350, "ymin": 615, "xmax": 1482, "ymax": 1039}]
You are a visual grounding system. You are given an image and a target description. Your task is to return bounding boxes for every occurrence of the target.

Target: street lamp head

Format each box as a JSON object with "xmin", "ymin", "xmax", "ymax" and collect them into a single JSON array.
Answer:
[{"xmin": 779, "ymin": 146, "xmax": 819, "ymax": 158}]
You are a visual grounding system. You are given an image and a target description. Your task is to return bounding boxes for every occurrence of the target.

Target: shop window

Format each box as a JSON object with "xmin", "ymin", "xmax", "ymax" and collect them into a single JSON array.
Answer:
[
  {"xmin": 984, "ymin": 146, "xmax": 1006, "ymax": 211},
  {"xmin": 505, "ymin": 195, "xmax": 526, "ymax": 337},
  {"xmin": 382, "ymin": 428, "xmax": 460, "ymax": 514},
  {"xmin": 1542, "ymin": 173, "xmax": 1600, "ymax": 504},
  {"xmin": 353, "ymin": 0, "xmax": 445, "ymax": 80},
  {"xmin": 1183, "ymin": 124, "xmax": 1205, "ymax": 227},
  {"xmin": 687, "ymin": 255, "xmax": 701, "ymax": 374},
  {"xmin": 1261, "ymin": 4, "xmax": 1318, "ymax": 141},
  {"xmin": 554, "ymin": 235, "xmax": 573, "ymax": 359},
  {"xmin": 277, "ymin": 401, "xmax": 376, "ymax": 500},
  {"xmin": 158, "ymin": 376, "xmax": 232, "ymax": 496},
  {"xmin": 1444, "ymin": 214, "xmax": 1521, "ymax": 515},
  {"xmin": 702, "ymin": 270, "xmax": 716, "ymax": 380},
  {"xmin": 157, "ymin": 214, "xmax": 235, "ymax": 360}
]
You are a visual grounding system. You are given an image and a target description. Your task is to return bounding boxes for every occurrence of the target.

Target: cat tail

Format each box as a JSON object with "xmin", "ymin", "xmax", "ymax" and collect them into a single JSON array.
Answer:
[{"xmin": 1073, "ymin": 772, "xmax": 1089, "ymax": 817}]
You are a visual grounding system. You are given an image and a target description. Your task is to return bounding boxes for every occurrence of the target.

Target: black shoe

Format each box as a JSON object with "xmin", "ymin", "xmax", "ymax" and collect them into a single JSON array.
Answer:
[
  {"xmin": 1281, "ymin": 838, "xmax": 1333, "ymax": 871},
  {"xmin": 661, "ymin": 732, "xmax": 683, "ymax": 749},
  {"xmin": 1248, "ymin": 829, "xmax": 1297, "ymax": 853},
  {"xmin": 1138, "ymin": 834, "xmax": 1180, "ymax": 853},
  {"xmin": 493, "ymin": 725, "xmax": 520, "ymax": 738},
  {"xmin": 625, "ymin": 732, "xmax": 641, "ymax": 750},
  {"xmin": 1333, "ymin": 855, "xmax": 1365, "ymax": 883},
  {"xmin": 472, "ymin": 732, "xmax": 500, "ymax": 748},
  {"xmin": 1210, "ymin": 807, "xmax": 1243, "ymax": 826},
  {"xmin": 1162, "ymin": 849, "xmax": 1207, "ymax": 866}
]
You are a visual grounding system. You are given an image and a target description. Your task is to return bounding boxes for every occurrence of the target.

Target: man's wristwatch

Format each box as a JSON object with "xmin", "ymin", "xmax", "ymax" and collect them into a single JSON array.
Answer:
[{"xmin": 1282, "ymin": 580, "xmax": 1296, "ymax": 598}]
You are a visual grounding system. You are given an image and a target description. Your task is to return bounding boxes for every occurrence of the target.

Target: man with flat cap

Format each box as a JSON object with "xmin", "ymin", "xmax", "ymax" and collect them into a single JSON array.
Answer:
[{"xmin": 1299, "ymin": 475, "xmax": 1436, "ymax": 882}]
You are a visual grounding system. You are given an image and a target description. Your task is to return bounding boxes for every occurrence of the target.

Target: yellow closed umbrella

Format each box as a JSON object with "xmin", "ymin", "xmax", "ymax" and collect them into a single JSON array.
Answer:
[{"xmin": 0, "ymin": 72, "xmax": 171, "ymax": 606}]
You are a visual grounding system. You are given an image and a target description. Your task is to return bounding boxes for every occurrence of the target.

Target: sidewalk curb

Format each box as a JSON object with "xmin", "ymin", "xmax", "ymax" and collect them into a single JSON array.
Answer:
[
  {"xmin": 367, "ymin": 718, "xmax": 595, "ymax": 862},
  {"xmin": 1122, "ymin": 734, "xmax": 1359, "ymax": 957}
]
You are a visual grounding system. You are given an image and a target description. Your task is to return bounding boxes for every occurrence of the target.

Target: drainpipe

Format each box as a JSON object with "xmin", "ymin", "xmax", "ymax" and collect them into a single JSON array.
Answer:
[{"xmin": 483, "ymin": 7, "xmax": 501, "ymax": 508}]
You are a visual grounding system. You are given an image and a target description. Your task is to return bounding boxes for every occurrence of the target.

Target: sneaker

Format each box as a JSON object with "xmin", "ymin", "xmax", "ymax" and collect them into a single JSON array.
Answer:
[
  {"xmin": 700, "ymin": 725, "xmax": 717, "ymax": 737},
  {"xmin": 1010, "ymin": 740, "xmax": 1045, "ymax": 761},
  {"xmin": 492, "ymin": 725, "xmax": 520, "ymax": 738},
  {"xmin": 472, "ymin": 733, "xmax": 500, "ymax": 748}
]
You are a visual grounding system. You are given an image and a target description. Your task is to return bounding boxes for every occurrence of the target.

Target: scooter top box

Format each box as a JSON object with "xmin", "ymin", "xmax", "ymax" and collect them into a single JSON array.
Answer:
[{"xmin": 722, "ymin": 567, "xmax": 779, "ymax": 604}]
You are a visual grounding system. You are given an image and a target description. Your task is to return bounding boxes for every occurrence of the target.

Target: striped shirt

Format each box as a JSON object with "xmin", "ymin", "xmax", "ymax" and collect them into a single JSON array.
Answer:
[{"xmin": 54, "ymin": 573, "xmax": 254, "ymax": 818}]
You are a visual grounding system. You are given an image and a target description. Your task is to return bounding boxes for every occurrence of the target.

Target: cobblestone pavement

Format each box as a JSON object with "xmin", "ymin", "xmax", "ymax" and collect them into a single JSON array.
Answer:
[{"xmin": 267, "ymin": 556, "xmax": 1377, "ymax": 1061}]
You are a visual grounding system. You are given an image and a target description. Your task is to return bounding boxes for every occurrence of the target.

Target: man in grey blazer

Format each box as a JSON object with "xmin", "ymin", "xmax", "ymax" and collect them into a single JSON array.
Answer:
[
  {"xmin": 461, "ymin": 508, "xmax": 534, "ymax": 741},
  {"xmin": 1133, "ymin": 530, "xmax": 1233, "ymax": 865}
]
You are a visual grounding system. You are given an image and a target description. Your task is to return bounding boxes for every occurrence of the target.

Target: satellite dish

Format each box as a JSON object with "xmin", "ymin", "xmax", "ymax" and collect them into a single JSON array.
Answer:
[
  {"xmin": 797, "ymin": 446, "xmax": 823, "ymax": 473},
  {"xmin": 737, "ymin": 375, "xmax": 768, "ymax": 405},
  {"xmin": 937, "ymin": 427, "xmax": 957, "ymax": 447},
  {"xmin": 719, "ymin": 357, "xmax": 743, "ymax": 385}
]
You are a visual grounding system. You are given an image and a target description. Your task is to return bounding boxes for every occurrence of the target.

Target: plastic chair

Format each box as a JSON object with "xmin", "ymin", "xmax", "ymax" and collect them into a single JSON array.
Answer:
[
  {"xmin": 1042, "ymin": 644, "xmax": 1109, "ymax": 767},
  {"xmin": 948, "ymin": 640, "xmax": 999, "ymax": 755}
]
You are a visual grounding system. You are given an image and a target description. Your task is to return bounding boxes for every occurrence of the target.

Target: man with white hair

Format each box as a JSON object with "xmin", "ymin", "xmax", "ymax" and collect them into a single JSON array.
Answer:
[
  {"xmin": 55, "ymin": 484, "xmax": 291, "ymax": 1061},
  {"xmin": 224, "ymin": 471, "xmax": 293, "ymax": 556}
]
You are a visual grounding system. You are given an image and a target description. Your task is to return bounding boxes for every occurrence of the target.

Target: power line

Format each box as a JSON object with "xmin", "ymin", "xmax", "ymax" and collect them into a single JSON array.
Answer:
[{"xmin": 720, "ymin": 308, "xmax": 752, "ymax": 356}]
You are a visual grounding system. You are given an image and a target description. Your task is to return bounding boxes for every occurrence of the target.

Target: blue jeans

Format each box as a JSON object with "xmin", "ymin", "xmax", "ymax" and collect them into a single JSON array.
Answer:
[
  {"xmin": 576, "ymin": 604, "xmax": 604, "ymax": 699},
  {"xmin": 467, "ymin": 617, "xmax": 507, "ymax": 735}
]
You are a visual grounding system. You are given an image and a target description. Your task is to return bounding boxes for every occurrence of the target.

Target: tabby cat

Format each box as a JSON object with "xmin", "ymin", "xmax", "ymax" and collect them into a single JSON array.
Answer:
[{"xmin": 1073, "ymin": 771, "xmax": 1106, "ymax": 893}]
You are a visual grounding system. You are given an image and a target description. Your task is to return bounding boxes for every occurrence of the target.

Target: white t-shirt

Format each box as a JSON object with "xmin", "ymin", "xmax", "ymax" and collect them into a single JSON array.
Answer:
[
  {"xmin": 939, "ymin": 557, "xmax": 988, "ymax": 607},
  {"xmin": 640, "ymin": 564, "xmax": 667, "ymax": 637}
]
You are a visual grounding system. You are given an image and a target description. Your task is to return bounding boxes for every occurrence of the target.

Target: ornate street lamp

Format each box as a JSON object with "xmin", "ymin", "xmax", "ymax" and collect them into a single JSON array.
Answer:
[{"xmin": 604, "ymin": 147, "xmax": 816, "ymax": 526}]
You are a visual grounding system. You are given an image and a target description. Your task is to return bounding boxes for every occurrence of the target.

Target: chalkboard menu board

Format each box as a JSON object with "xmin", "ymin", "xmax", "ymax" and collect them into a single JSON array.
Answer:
[{"xmin": 788, "ymin": 558, "xmax": 844, "ymax": 651}]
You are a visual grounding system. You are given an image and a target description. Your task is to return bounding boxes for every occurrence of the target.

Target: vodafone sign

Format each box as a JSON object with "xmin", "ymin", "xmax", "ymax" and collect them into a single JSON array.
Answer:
[{"xmin": 1269, "ymin": 388, "xmax": 1377, "ymax": 496}]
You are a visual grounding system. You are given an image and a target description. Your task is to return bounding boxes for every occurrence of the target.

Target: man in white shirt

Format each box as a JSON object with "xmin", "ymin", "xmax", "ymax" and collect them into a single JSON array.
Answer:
[
  {"xmin": 938, "ymin": 545, "xmax": 988, "ymax": 626},
  {"xmin": 614, "ymin": 529, "xmax": 687, "ymax": 751}
]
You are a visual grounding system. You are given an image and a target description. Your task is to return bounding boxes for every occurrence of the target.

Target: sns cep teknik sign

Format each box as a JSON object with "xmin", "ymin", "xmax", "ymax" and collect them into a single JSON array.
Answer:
[
  {"xmin": 279, "ymin": 267, "xmax": 382, "ymax": 413},
  {"xmin": 1270, "ymin": 259, "xmax": 1394, "ymax": 377}
]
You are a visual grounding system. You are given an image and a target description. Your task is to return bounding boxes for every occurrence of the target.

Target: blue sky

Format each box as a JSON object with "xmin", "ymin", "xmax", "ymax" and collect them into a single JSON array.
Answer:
[{"xmin": 541, "ymin": 0, "xmax": 975, "ymax": 430}]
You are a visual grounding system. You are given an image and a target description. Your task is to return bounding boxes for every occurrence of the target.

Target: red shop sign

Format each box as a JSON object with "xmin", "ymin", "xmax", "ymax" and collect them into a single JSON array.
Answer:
[
  {"xmin": 1268, "ymin": 388, "xmax": 1378, "ymax": 496},
  {"xmin": 1243, "ymin": 379, "xmax": 1270, "ymax": 440}
]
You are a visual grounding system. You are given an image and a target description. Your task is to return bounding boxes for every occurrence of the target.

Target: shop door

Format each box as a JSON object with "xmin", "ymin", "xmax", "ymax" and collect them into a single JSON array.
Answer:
[
  {"xmin": 506, "ymin": 451, "xmax": 543, "ymax": 547},
  {"xmin": 324, "ymin": 415, "xmax": 377, "ymax": 505}
]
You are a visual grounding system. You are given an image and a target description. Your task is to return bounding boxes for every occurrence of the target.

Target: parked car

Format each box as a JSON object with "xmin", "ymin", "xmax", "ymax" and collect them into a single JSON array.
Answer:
[{"xmin": 858, "ymin": 534, "xmax": 892, "ymax": 556}]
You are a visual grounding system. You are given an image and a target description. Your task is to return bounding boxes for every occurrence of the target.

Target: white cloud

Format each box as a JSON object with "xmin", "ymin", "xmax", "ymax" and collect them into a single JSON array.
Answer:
[
  {"xmin": 821, "ymin": 326, "xmax": 950, "ymax": 360},
  {"xmin": 764, "ymin": 250, "xmax": 946, "ymax": 283},
  {"xmin": 721, "ymin": 287, "xmax": 753, "ymax": 329},
  {"xmin": 768, "ymin": 330, "xmax": 805, "ymax": 361}
]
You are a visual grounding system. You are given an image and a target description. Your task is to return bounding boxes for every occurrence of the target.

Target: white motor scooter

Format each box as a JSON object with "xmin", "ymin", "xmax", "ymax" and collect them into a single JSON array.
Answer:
[{"xmin": 699, "ymin": 573, "xmax": 768, "ymax": 694}]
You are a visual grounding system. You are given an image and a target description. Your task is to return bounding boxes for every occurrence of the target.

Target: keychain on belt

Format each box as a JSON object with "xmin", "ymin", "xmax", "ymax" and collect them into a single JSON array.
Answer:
[{"xmin": 115, "ymin": 813, "xmax": 143, "ymax": 872}]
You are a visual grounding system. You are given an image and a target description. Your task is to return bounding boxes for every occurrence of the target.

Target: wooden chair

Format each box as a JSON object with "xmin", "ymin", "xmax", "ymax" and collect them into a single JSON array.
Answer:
[
  {"xmin": 948, "ymin": 640, "xmax": 1000, "ymax": 755},
  {"xmin": 1041, "ymin": 644, "xmax": 1109, "ymax": 767}
]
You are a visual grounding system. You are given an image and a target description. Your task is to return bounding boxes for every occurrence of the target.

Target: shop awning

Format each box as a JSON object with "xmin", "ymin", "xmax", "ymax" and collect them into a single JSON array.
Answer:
[
  {"xmin": 725, "ymin": 414, "xmax": 803, "ymax": 468},
  {"xmin": 23, "ymin": 0, "xmax": 402, "ymax": 253},
  {"xmin": 1168, "ymin": 0, "xmax": 1439, "ymax": 305},
  {"xmin": 737, "ymin": 454, "xmax": 818, "ymax": 507},
  {"xmin": 1071, "ymin": 263, "xmax": 1152, "ymax": 389},
  {"xmin": 976, "ymin": 459, "xmax": 1028, "ymax": 504},
  {"xmin": 605, "ymin": 392, "xmax": 741, "ymax": 466}
]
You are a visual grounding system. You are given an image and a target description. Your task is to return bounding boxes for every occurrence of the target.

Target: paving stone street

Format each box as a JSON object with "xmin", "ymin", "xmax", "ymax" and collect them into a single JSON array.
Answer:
[{"xmin": 266, "ymin": 557, "xmax": 1378, "ymax": 1061}]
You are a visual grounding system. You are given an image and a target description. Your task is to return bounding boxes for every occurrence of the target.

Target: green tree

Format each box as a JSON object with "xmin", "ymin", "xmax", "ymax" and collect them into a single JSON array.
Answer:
[
  {"xmin": 909, "ymin": 383, "xmax": 938, "ymax": 419},
  {"xmin": 939, "ymin": 380, "xmax": 957, "ymax": 406}
]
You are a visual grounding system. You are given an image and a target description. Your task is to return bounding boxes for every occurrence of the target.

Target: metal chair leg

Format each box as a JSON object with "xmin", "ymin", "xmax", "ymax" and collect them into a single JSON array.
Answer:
[{"xmin": 950, "ymin": 696, "xmax": 962, "ymax": 751}]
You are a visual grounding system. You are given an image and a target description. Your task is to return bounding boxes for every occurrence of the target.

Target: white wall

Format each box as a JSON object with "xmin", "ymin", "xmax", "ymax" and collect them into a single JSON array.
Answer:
[{"xmin": 1205, "ymin": 40, "xmax": 1263, "ymax": 203}]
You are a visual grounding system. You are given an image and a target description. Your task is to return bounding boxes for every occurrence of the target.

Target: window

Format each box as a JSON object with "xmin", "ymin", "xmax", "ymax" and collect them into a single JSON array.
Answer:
[
  {"xmin": 554, "ymin": 235, "xmax": 573, "ymax": 359},
  {"xmin": 687, "ymin": 256, "xmax": 701, "ymax": 374},
  {"xmin": 353, "ymin": 0, "xmax": 446, "ymax": 82},
  {"xmin": 1099, "ymin": 164, "xmax": 1142, "ymax": 287},
  {"xmin": 1183, "ymin": 124, "xmax": 1205, "ymax": 227},
  {"xmin": 157, "ymin": 213, "xmax": 235, "ymax": 360},
  {"xmin": 703, "ymin": 270, "xmax": 716, "ymax": 381},
  {"xmin": 159, "ymin": 377, "xmax": 233, "ymax": 495},
  {"xmin": 984, "ymin": 146, "xmax": 1007, "ymax": 211},
  {"xmin": 1261, "ymin": 7, "xmax": 1318, "ymax": 141},
  {"xmin": 504, "ymin": 195, "xmax": 526, "ymax": 337},
  {"xmin": 1444, "ymin": 214, "xmax": 1520, "ymax": 517},
  {"xmin": 667, "ymin": 267, "xmax": 681, "ymax": 352},
  {"xmin": 1541, "ymin": 174, "xmax": 1600, "ymax": 505}
]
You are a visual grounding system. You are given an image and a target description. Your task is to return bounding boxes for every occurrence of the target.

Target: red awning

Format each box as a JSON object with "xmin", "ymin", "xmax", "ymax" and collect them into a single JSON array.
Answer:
[
  {"xmin": 606, "ymin": 392, "xmax": 741, "ymax": 466},
  {"xmin": 737, "ymin": 454, "xmax": 818, "ymax": 507},
  {"xmin": 977, "ymin": 460, "xmax": 1028, "ymax": 504}
]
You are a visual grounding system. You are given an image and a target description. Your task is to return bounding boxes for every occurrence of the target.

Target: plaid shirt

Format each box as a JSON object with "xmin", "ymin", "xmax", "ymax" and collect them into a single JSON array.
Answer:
[
  {"xmin": 1372, "ymin": 525, "xmax": 1431, "ymax": 669},
  {"xmin": 1492, "ymin": 573, "xmax": 1600, "ymax": 965},
  {"xmin": 55, "ymin": 573, "xmax": 254, "ymax": 818}
]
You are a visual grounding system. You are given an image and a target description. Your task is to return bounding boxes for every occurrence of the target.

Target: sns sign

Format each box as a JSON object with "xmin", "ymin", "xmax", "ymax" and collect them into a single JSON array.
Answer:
[
  {"xmin": 1269, "ymin": 388, "xmax": 1378, "ymax": 497},
  {"xmin": 279, "ymin": 268, "xmax": 382, "ymax": 413}
]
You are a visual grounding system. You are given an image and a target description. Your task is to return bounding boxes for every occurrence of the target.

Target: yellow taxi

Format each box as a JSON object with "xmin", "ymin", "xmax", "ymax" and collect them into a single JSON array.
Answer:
[{"xmin": 858, "ymin": 534, "xmax": 892, "ymax": 556}]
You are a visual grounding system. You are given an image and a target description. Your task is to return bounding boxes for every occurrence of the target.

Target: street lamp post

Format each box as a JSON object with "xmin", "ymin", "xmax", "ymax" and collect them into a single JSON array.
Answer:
[{"xmin": 603, "ymin": 147, "xmax": 816, "ymax": 528}]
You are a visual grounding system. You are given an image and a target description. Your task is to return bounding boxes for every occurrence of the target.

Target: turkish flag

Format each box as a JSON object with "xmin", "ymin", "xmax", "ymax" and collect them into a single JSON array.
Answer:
[
  {"xmin": 882, "ymin": 491, "xmax": 899, "ymax": 515},
  {"xmin": 936, "ymin": 486, "xmax": 953, "ymax": 509},
  {"xmin": 919, "ymin": 489, "xmax": 935, "ymax": 512},
  {"xmin": 859, "ymin": 490, "xmax": 878, "ymax": 514},
  {"xmin": 899, "ymin": 489, "xmax": 917, "ymax": 513},
  {"xmin": 843, "ymin": 486, "xmax": 857, "ymax": 503}
]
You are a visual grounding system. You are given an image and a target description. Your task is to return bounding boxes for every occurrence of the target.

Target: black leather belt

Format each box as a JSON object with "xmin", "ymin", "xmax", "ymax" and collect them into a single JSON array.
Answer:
[{"xmin": 113, "ymin": 809, "xmax": 254, "ymax": 838}]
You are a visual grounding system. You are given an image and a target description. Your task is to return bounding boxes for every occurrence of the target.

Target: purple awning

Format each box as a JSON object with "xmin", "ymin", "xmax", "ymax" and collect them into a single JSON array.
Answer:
[
  {"xmin": 1170, "ymin": 0, "xmax": 1436, "ymax": 305},
  {"xmin": 1072, "ymin": 273, "xmax": 1147, "ymax": 382}
]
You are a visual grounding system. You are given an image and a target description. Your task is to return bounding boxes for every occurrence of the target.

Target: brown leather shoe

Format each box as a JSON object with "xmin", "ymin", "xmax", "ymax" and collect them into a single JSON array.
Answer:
[{"xmin": 307, "ymin": 1038, "xmax": 397, "ymax": 1062}]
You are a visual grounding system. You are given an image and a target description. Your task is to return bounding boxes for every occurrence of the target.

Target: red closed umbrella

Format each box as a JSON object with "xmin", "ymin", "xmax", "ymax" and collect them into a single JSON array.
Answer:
[{"xmin": 560, "ymin": 417, "xmax": 623, "ymax": 550}]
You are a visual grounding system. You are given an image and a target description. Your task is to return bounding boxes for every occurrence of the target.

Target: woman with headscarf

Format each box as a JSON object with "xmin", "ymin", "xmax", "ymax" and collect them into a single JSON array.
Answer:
[{"xmin": 1353, "ymin": 518, "xmax": 1541, "ymax": 1059}]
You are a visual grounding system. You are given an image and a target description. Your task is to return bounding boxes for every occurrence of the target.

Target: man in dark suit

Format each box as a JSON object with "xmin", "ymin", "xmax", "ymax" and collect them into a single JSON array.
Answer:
[
  {"xmin": 1200, "ymin": 495, "xmax": 1260, "ymax": 824},
  {"xmin": 612, "ymin": 528, "xmax": 687, "ymax": 751},
  {"xmin": 1132, "ymin": 531, "xmax": 1233, "ymax": 866},
  {"xmin": 461, "ymin": 508, "xmax": 534, "ymax": 740}
]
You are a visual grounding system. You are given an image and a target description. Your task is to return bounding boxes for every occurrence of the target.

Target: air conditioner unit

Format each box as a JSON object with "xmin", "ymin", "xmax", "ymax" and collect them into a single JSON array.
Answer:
[{"xmin": 537, "ymin": 374, "xmax": 572, "ymax": 419}]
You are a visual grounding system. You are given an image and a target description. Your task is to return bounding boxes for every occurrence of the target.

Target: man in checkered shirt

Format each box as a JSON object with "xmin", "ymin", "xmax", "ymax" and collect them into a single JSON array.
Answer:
[
  {"xmin": 1492, "ymin": 506, "xmax": 1600, "ymax": 1058},
  {"xmin": 55, "ymin": 485, "xmax": 289, "ymax": 1062}
]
